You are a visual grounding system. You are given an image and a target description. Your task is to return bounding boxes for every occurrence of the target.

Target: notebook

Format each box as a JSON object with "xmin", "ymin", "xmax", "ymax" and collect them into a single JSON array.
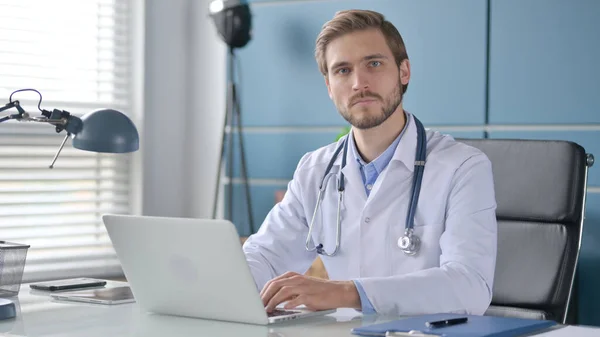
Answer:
[
  {"xmin": 351, "ymin": 313, "xmax": 557, "ymax": 337},
  {"xmin": 51, "ymin": 286, "xmax": 136, "ymax": 305}
]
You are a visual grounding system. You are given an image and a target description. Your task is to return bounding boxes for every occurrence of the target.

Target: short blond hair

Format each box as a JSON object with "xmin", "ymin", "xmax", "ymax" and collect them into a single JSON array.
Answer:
[{"xmin": 315, "ymin": 9, "xmax": 409, "ymax": 93}]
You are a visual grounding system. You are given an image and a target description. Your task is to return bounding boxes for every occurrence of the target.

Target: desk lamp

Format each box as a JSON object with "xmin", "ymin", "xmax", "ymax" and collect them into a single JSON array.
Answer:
[
  {"xmin": 0, "ymin": 89, "xmax": 139, "ymax": 168},
  {"xmin": 0, "ymin": 89, "xmax": 139, "ymax": 320}
]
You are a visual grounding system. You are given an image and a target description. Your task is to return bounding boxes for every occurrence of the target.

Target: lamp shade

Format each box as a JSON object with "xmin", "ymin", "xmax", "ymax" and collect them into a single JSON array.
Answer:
[{"xmin": 72, "ymin": 109, "xmax": 139, "ymax": 153}]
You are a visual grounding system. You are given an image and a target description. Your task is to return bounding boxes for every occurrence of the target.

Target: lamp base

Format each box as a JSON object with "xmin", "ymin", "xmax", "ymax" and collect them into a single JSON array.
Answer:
[{"xmin": 0, "ymin": 299, "xmax": 16, "ymax": 320}]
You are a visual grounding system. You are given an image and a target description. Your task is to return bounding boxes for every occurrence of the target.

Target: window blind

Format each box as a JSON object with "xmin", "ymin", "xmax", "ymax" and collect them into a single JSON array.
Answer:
[{"xmin": 0, "ymin": 0, "xmax": 135, "ymax": 282}]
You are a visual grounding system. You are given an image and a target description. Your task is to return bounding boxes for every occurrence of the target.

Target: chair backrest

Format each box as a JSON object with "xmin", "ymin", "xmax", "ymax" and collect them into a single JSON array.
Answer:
[{"xmin": 456, "ymin": 138, "xmax": 592, "ymax": 324}]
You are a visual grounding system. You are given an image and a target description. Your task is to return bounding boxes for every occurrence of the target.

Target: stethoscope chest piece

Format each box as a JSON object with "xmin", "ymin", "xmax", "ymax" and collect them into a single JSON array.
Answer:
[{"xmin": 398, "ymin": 230, "xmax": 420, "ymax": 256}]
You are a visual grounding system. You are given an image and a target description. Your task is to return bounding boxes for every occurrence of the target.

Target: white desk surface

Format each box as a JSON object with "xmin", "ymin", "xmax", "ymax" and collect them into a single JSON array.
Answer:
[{"xmin": 0, "ymin": 281, "xmax": 597, "ymax": 337}]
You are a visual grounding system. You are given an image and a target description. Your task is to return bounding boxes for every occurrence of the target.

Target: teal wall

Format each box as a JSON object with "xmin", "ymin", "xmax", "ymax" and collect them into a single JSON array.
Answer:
[{"xmin": 224, "ymin": 0, "xmax": 600, "ymax": 325}]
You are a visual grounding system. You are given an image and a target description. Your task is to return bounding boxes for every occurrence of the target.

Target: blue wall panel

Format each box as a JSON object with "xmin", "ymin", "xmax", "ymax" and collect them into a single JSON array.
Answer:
[
  {"xmin": 237, "ymin": 0, "xmax": 488, "ymax": 126},
  {"xmin": 228, "ymin": 184, "xmax": 287, "ymax": 237},
  {"xmin": 444, "ymin": 130, "xmax": 485, "ymax": 140},
  {"xmin": 247, "ymin": 0, "xmax": 297, "ymax": 2},
  {"xmin": 488, "ymin": 0, "xmax": 600, "ymax": 124},
  {"xmin": 578, "ymin": 192, "xmax": 600, "ymax": 326},
  {"xmin": 227, "ymin": 129, "xmax": 485, "ymax": 180},
  {"xmin": 489, "ymin": 130, "xmax": 600, "ymax": 187},
  {"xmin": 226, "ymin": 131, "xmax": 338, "ymax": 179}
]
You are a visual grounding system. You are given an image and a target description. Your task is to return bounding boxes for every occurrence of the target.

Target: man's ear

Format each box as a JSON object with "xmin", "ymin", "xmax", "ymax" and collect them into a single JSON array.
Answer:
[
  {"xmin": 325, "ymin": 75, "xmax": 332, "ymax": 99},
  {"xmin": 400, "ymin": 59, "xmax": 411, "ymax": 86}
]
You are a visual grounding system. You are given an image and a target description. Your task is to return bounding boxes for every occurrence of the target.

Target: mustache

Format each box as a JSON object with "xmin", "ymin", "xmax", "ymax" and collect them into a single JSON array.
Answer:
[{"xmin": 349, "ymin": 91, "xmax": 382, "ymax": 106}]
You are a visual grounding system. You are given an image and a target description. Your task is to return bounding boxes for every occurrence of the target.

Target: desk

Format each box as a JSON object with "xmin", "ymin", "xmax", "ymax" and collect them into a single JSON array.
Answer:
[{"xmin": 0, "ymin": 281, "xmax": 595, "ymax": 337}]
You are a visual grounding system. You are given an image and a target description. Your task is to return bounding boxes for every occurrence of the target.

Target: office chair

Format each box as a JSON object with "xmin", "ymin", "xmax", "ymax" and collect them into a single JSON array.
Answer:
[{"xmin": 457, "ymin": 138, "xmax": 594, "ymax": 324}]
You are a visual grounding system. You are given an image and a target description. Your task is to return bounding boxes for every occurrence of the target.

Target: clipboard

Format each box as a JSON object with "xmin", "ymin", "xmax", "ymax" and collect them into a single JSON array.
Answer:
[{"xmin": 351, "ymin": 313, "xmax": 557, "ymax": 337}]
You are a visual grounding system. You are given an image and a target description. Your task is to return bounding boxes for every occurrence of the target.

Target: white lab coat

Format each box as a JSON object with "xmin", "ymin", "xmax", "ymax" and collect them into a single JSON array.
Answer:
[{"xmin": 242, "ymin": 113, "xmax": 498, "ymax": 316}]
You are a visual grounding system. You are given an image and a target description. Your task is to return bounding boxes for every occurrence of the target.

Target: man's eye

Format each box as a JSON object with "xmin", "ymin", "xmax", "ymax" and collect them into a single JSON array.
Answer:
[
  {"xmin": 370, "ymin": 61, "xmax": 381, "ymax": 67},
  {"xmin": 337, "ymin": 68, "xmax": 349, "ymax": 74}
]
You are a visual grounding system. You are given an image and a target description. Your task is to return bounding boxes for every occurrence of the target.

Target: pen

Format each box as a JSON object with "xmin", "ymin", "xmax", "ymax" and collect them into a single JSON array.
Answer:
[{"xmin": 425, "ymin": 317, "xmax": 468, "ymax": 329}]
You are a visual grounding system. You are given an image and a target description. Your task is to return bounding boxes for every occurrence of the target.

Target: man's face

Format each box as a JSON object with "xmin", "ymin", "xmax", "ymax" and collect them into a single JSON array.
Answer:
[{"xmin": 325, "ymin": 29, "xmax": 409, "ymax": 130}]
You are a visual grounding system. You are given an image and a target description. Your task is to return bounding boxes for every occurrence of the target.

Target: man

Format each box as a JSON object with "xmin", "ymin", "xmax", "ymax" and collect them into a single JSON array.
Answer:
[{"xmin": 242, "ymin": 9, "xmax": 497, "ymax": 316}]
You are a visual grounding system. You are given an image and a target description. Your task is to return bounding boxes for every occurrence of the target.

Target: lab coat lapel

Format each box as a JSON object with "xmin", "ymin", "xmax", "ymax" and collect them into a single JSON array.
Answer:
[
  {"xmin": 395, "ymin": 112, "xmax": 419, "ymax": 173},
  {"xmin": 366, "ymin": 112, "xmax": 419, "ymax": 199},
  {"xmin": 340, "ymin": 132, "xmax": 368, "ymax": 204},
  {"xmin": 340, "ymin": 153, "xmax": 368, "ymax": 204}
]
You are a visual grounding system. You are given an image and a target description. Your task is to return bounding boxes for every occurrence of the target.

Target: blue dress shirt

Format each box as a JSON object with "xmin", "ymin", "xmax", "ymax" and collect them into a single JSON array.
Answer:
[{"xmin": 349, "ymin": 112, "xmax": 409, "ymax": 314}]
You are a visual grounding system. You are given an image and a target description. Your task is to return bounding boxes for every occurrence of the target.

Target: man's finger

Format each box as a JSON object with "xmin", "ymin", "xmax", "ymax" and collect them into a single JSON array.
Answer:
[
  {"xmin": 261, "ymin": 274, "xmax": 304, "ymax": 306},
  {"xmin": 259, "ymin": 271, "xmax": 298, "ymax": 298},
  {"xmin": 265, "ymin": 285, "xmax": 300, "ymax": 312},
  {"xmin": 283, "ymin": 295, "xmax": 306, "ymax": 310},
  {"xmin": 261, "ymin": 281, "xmax": 279, "ymax": 307}
]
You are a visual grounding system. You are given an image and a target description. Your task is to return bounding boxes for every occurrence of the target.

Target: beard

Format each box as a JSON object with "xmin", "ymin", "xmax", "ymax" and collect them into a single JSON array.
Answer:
[{"xmin": 337, "ymin": 80, "xmax": 403, "ymax": 130}]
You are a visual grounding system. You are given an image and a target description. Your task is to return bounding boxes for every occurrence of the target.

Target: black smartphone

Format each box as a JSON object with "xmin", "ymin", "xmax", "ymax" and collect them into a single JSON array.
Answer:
[{"xmin": 30, "ymin": 278, "xmax": 107, "ymax": 291}]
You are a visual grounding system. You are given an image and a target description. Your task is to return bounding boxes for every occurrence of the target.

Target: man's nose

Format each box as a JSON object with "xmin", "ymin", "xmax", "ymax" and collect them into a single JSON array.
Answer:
[{"xmin": 352, "ymin": 70, "xmax": 370, "ymax": 91}]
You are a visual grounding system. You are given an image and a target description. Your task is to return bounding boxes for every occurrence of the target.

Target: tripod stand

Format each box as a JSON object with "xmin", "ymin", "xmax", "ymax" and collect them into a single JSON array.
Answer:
[{"xmin": 212, "ymin": 47, "xmax": 255, "ymax": 234}]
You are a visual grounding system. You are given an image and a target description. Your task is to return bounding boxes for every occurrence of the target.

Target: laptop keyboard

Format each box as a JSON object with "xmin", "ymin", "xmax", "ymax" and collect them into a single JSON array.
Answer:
[{"xmin": 267, "ymin": 309, "xmax": 300, "ymax": 317}]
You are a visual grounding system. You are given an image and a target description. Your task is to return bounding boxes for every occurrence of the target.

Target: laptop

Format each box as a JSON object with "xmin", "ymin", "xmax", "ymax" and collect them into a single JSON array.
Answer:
[{"xmin": 102, "ymin": 214, "xmax": 335, "ymax": 325}]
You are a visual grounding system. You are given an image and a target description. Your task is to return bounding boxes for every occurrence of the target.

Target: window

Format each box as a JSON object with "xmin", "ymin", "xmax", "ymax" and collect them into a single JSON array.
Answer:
[{"xmin": 0, "ymin": 0, "xmax": 138, "ymax": 282}]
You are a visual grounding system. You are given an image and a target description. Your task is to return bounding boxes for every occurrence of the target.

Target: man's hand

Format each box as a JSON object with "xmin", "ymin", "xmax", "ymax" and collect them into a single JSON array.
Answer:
[{"xmin": 260, "ymin": 271, "xmax": 361, "ymax": 312}]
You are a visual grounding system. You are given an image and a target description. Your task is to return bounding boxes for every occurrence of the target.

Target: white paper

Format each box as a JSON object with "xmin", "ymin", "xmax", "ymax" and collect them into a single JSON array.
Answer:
[{"xmin": 537, "ymin": 325, "xmax": 600, "ymax": 336}]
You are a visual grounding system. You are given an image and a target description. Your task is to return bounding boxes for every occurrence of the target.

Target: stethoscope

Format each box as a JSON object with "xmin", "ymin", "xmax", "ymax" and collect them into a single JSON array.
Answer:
[{"xmin": 305, "ymin": 115, "xmax": 427, "ymax": 257}]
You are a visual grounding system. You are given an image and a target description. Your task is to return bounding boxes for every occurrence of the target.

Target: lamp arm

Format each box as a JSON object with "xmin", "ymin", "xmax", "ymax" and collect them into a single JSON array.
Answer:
[
  {"xmin": 0, "ymin": 100, "xmax": 27, "ymax": 122},
  {"xmin": 26, "ymin": 115, "xmax": 68, "ymax": 126},
  {"xmin": 0, "ymin": 103, "xmax": 82, "ymax": 134},
  {"xmin": 0, "ymin": 100, "xmax": 84, "ymax": 168},
  {"xmin": 25, "ymin": 112, "xmax": 83, "ymax": 169}
]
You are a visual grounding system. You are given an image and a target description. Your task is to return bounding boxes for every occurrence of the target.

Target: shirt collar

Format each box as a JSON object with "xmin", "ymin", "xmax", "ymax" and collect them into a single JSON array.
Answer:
[
  {"xmin": 334, "ymin": 111, "xmax": 421, "ymax": 173},
  {"xmin": 349, "ymin": 110, "xmax": 411, "ymax": 173}
]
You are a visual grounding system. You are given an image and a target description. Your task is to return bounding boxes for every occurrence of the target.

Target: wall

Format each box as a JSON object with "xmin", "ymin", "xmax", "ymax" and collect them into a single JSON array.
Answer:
[
  {"xmin": 226, "ymin": 0, "xmax": 600, "ymax": 325},
  {"xmin": 142, "ymin": 0, "xmax": 226, "ymax": 219}
]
